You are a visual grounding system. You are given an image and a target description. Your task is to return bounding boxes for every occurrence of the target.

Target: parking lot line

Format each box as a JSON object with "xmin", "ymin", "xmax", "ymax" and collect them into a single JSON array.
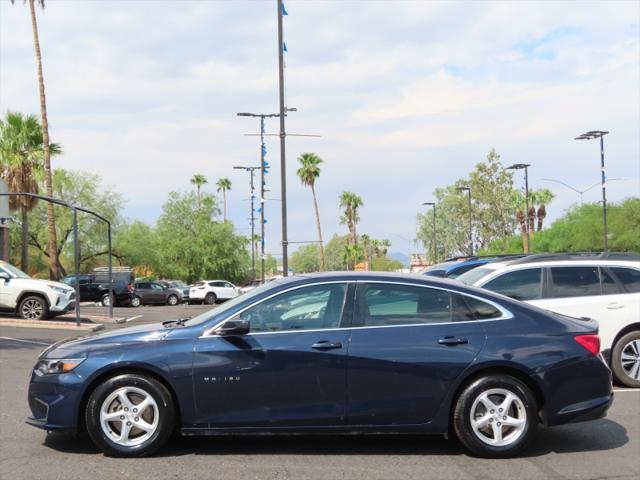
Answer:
[
  {"xmin": 0, "ymin": 336, "xmax": 50, "ymax": 346},
  {"xmin": 613, "ymin": 388, "xmax": 640, "ymax": 393}
]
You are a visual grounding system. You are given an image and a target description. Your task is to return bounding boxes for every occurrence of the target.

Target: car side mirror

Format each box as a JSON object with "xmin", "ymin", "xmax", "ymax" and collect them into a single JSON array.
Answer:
[
  {"xmin": 217, "ymin": 319, "xmax": 250, "ymax": 336},
  {"xmin": 0, "ymin": 272, "xmax": 9, "ymax": 282}
]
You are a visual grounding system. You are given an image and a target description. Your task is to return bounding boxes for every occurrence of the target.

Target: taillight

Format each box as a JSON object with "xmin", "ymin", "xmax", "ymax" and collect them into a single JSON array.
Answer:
[
  {"xmin": 127, "ymin": 283, "xmax": 134, "ymax": 293},
  {"xmin": 574, "ymin": 334, "xmax": 600, "ymax": 356}
]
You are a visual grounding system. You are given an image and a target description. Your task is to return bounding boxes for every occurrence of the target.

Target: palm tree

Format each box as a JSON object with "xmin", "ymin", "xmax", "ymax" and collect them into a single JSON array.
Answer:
[
  {"xmin": 339, "ymin": 191, "xmax": 364, "ymax": 246},
  {"xmin": 296, "ymin": 152, "xmax": 325, "ymax": 271},
  {"xmin": 0, "ymin": 112, "xmax": 61, "ymax": 272},
  {"xmin": 216, "ymin": 177, "xmax": 232, "ymax": 222},
  {"xmin": 190, "ymin": 174, "xmax": 208, "ymax": 208},
  {"xmin": 11, "ymin": 0, "xmax": 62, "ymax": 279}
]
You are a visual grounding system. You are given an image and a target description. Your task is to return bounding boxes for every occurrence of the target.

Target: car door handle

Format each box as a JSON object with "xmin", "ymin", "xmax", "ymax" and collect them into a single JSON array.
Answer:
[
  {"xmin": 311, "ymin": 341, "xmax": 343, "ymax": 350},
  {"xmin": 607, "ymin": 303, "xmax": 624, "ymax": 310},
  {"xmin": 438, "ymin": 336, "xmax": 469, "ymax": 346}
]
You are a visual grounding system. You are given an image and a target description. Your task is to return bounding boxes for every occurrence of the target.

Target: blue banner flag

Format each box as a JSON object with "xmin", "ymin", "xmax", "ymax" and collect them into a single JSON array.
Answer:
[
  {"xmin": 281, "ymin": 3, "xmax": 288, "ymax": 15},
  {"xmin": 283, "ymin": 42, "xmax": 288, "ymax": 53}
]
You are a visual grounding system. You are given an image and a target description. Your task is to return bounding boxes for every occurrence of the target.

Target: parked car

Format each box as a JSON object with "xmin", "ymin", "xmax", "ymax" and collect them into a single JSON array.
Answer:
[
  {"xmin": 62, "ymin": 267, "xmax": 134, "ymax": 307},
  {"xmin": 458, "ymin": 252, "xmax": 640, "ymax": 387},
  {"xmin": 238, "ymin": 280, "xmax": 261, "ymax": 295},
  {"xmin": 131, "ymin": 281, "xmax": 182, "ymax": 307},
  {"xmin": 424, "ymin": 255, "xmax": 525, "ymax": 279},
  {"xmin": 189, "ymin": 280, "xmax": 239, "ymax": 304},
  {"xmin": 27, "ymin": 272, "xmax": 612, "ymax": 458},
  {"xmin": 0, "ymin": 261, "xmax": 75, "ymax": 320},
  {"xmin": 157, "ymin": 280, "xmax": 190, "ymax": 302}
]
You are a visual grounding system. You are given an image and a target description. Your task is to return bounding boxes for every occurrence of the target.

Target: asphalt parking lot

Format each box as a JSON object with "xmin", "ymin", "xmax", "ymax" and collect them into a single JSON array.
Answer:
[{"xmin": 1, "ymin": 306, "xmax": 639, "ymax": 480}]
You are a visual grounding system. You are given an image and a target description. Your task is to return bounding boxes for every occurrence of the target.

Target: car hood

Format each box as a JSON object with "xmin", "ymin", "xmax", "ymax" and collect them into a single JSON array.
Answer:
[
  {"xmin": 13, "ymin": 277, "xmax": 71, "ymax": 290},
  {"xmin": 40, "ymin": 322, "xmax": 171, "ymax": 359}
]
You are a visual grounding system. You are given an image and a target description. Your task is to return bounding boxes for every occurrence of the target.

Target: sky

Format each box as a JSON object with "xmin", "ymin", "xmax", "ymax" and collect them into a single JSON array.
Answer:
[{"xmin": 1, "ymin": 0, "xmax": 639, "ymax": 260}]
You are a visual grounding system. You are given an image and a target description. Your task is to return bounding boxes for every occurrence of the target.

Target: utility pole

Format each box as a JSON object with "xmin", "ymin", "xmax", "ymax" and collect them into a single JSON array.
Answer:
[
  {"xmin": 507, "ymin": 163, "xmax": 532, "ymax": 253},
  {"xmin": 237, "ymin": 112, "xmax": 280, "ymax": 283},
  {"xmin": 277, "ymin": 0, "xmax": 288, "ymax": 276}
]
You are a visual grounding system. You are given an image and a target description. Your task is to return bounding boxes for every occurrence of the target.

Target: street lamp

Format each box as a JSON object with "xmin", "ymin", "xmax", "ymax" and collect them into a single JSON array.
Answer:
[
  {"xmin": 237, "ymin": 112, "xmax": 280, "ymax": 283},
  {"xmin": 575, "ymin": 130, "xmax": 609, "ymax": 251},
  {"xmin": 506, "ymin": 163, "xmax": 532, "ymax": 253},
  {"xmin": 234, "ymin": 165, "xmax": 262, "ymax": 280},
  {"xmin": 422, "ymin": 202, "xmax": 437, "ymax": 263},
  {"xmin": 457, "ymin": 186, "xmax": 473, "ymax": 256}
]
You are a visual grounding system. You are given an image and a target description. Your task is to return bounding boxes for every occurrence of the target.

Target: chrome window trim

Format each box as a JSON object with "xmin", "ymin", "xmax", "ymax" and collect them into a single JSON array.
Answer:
[{"xmin": 199, "ymin": 279, "xmax": 513, "ymax": 339}]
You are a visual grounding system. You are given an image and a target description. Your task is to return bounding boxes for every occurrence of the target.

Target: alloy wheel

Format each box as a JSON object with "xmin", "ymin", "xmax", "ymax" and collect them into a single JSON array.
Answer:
[
  {"xmin": 621, "ymin": 339, "xmax": 640, "ymax": 380},
  {"xmin": 100, "ymin": 386, "xmax": 159, "ymax": 447},
  {"xmin": 469, "ymin": 388, "xmax": 527, "ymax": 447},
  {"xmin": 21, "ymin": 299, "xmax": 44, "ymax": 320}
]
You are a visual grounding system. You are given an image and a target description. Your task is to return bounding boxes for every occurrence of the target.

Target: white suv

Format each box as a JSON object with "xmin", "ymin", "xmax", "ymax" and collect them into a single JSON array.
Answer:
[
  {"xmin": 458, "ymin": 253, "xmax": 640, "ymax": 387},
  {"xmin": 189, "ymin": 280, "xmax": 239, "ymax": 305},
  {"xmin": 0, "ymin": 261, "xmax": 76, "ymax": 320}
]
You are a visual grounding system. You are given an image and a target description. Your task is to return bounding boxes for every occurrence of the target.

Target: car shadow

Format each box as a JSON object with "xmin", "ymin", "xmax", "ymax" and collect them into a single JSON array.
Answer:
[{"xmin": 43, "ymin": 418, "xmax": 628, "ymax": 457}]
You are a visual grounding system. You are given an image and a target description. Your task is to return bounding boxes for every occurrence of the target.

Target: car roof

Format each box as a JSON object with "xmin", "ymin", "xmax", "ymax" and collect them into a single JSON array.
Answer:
[{"xmin": 468, "ymin": 258, "xmax": 640, "ymax": 276}]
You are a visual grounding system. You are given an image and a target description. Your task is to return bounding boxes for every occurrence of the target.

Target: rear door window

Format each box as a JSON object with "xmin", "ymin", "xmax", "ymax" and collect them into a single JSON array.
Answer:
[
  {"xmin": 610, "ymin": 267, "xmax": 640, "ymax": 293},
  {"xmin": 601, "ymin": 268, "xmax": 623, "ymax": 295},
  {"xmin": 356, "ymin": 283, "xmax": 484, "ymax": 326},
  {"xmin": 482, "ymin": 268, "xmax": 543, "ymax": 301},
  {"xmin": 550, "ymin": 266, "xmax": 601, "ymax": 298}
]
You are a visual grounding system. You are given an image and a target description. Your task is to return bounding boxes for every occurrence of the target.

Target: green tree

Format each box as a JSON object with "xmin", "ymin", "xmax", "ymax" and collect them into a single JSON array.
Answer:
[
  {"xmin": 113, "ymin": 220, "xmax": 159, "ymax": 273},
  {"xmin": 215, "ymin": 177, "xmax": 232, "ymax": 222},
  {"xmin": 324, "ymin": 234, "xmax": 350, "ymax": 271},
  {"xmin": 289, "ymin": 243, "xmax": 319, "ymax": 273},
  {"xmin": 23, "ymin": 169, "xmax": 123, "ymax": 275},
  {"xmin": 339, "ymin": 191, "xmax": 364, "ymax": 268},
  {"xmin": 297, "ymin": 152, "xmax": 326, "ymax": 271},
  {"xmin": 190, "ymin": 174, "xmax": 208, "ymax": 208},
  {"xmin": 155, "ymin": 191, "xmax": 249, "ymax": 283},
  {"xmin": 0, "ymin": 112, "xmax": 60, "ymax": 273},
  {"xmin": 11, "ymin": 0, "xmax": 62, "ymax": 279}
]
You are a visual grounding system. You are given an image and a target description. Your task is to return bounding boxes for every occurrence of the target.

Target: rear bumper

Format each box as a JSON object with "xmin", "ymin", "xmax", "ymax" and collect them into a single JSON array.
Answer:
[{"xmin": 548, "ymin": 393, "xmax": 613, "ymax": 426}]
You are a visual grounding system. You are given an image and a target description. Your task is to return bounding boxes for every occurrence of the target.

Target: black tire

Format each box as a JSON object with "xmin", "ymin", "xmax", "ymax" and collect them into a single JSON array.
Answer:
[
  {"xmin": 611, "ymin": 331, "xmax": 640, "ymax": 388},
  {"xmin": 453, "ymin": 375, "xmax": 538, "ymax": 458},
  {"xmin": 166, "ymin": 294, "xmax": 179, "ymax": 306},
  {"xmin": 100, "ymin": 293, "xmax": 112, "ymax": 307},
  {"xmin": 204, "ymin": 292, "xmax": 217, "ymax": 305},
  {"xmin": 18, "ymin": 295, "xmax": 49, "ymax": 321},
  {"xmin": 85, "ymin": 373, "xmax": 175, "ymax": 457},
  {"xmin": 129, "ymin": 296, "xmax": 141, "ymax": 308}
]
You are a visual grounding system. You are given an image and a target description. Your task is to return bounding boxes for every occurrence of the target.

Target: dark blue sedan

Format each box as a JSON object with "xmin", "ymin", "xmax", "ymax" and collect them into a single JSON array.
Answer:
[{"xmin": 27, "ymin": 272, "xmax": 612, "ymax": 458}]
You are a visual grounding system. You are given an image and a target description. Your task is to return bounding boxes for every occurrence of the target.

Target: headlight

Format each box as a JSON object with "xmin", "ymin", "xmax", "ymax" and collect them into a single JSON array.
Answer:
[
  {"xmin": 34, "ymin": 358, "xmax": 85, "ymax": 375},
  {"xmin": 48, "ymin": 285, "xmax": 71, "ymax": 295}
]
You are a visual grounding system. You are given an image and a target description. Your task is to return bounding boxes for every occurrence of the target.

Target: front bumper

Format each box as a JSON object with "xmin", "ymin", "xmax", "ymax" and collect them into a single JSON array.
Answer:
[
  {"xmin": 49, "ymin": 291, "xmax": 76, "ymax": 313},
  {"xmin": 26, "ymin": 368, "xmax": 84, "ymax": 433}
]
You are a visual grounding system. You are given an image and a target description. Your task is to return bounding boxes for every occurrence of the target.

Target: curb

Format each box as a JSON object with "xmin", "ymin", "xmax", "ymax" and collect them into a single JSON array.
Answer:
[
  {"xmin": 57, "ymin": 313, "xmax": 126, "ymax": 324},
  {"xmin": 0, "ymin": 318, "xmax": 104, "ymax": 331}
]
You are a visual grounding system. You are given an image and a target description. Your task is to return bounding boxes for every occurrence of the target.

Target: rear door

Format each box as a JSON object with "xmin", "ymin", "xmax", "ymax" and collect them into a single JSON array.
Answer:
[
  {"xmin": 135, "ymin": 282, "xmax": 152, "ymax": 303},
  {"xmin": 345, "ymin": 282, "xmax": 488, "ymax": 426}
]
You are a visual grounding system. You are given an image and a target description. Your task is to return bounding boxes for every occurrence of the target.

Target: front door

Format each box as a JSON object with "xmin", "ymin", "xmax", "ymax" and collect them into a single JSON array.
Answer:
[
  {"xmin": 193, "ymin": 282, "xmax": 352, "ymax": 428},
  {"xmin": 346, "ymin": 282, "xmax": 487, "ymax": 426}
]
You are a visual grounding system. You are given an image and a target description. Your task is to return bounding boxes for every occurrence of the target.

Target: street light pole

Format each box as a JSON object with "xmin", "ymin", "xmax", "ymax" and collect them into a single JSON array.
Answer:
[
  {"xmin": 457, "ymin": 187, "xmax": 472, "ymax": 256},
  {"xmin": 575, "ymin": 130, "xmax": 610, "ymax": 251},
  {"xmin": 506, "ymin": 163, "xmax": 532, "ymax": 253},
  {"xmin": 234, "ymin": 165, "xmax": 262, "ymax": 281},
  {"xmin": 237, "ymin": 112, "xmax": 280, "ymax": 283},
  {"xmin": 422, "ymin": 202, "xmax": 436, "ymax": 263},
  {"xmin": 277, "ymin": 0, "xmax": 289, "ymax": 276}
]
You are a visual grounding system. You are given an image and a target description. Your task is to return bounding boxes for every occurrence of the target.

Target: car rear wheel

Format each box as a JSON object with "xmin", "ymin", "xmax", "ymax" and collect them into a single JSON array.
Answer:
[
  {"xmin": 130, "ymin": 296, "xmax": 141, "ymax": 308},
  {"xmin": 18, "ymin": 295, "xmax": 48, "ymax": 321},
  {"xmin": 204, "ymin": 292, "xmax": 217, "ymax": 305},
  {"xmin": 85, "ymin": 373, "xmax": 175, "ymax": 457},
  {"xmin": 611, "ymin": 331, "xmax": 640, "ymax": 388},
  {"xmin": 100, "ymin": 293, "xmax": 112, "ymax": 307},
  {"xmin": 166, "ymin": 294, "xmax": 179, "ymax": 306},
  {"xmin": 453, "ymin": 375, "xmax": 537, "ymax": 458}
]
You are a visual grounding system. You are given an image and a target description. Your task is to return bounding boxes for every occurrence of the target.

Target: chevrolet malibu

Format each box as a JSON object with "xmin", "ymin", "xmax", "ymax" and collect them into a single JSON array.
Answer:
[{"xmin": 27, "ymin": 273, "xmax": 612, "ymax": 458}]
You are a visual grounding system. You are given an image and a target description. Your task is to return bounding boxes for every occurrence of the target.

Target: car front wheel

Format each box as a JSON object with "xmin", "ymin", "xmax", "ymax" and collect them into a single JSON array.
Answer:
[
  {"xmin": 18, "ymin": 295, "xmax": 48, "ymax": 321},
  {"xmin": 100, "ymin": 293, "xmax": 112, "ymax": 307},
  {"xmin": 453, "ymin": 375, "xmax": 537, "ymax": 458},
  {"xmin": 85, "ymin": 373, "xmax": 175, "ymax": 457},
  {"xmin": 611, "ymin": 331, "xmax": 640, "ymax": 388}
]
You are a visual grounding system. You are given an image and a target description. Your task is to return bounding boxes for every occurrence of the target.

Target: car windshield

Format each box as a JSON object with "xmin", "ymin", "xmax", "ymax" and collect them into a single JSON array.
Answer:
[
  {"xmin": 0, "ymin": 262, "xmax": 31, "ymax": 279},
  {"xmin": 457, "ymin": 267, "xmax": 494, "ymax": 285},
  {"xmin": 185, "ymin": 281, "xmax": 277, "ymax": 326},
  {"xmin": 171, "ymin": 281, "xmax": 187, "ymax": 288}
]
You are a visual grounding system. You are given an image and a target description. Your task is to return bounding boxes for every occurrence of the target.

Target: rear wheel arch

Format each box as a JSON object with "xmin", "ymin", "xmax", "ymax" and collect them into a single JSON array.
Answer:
[
  {"xmin": 611, "ymin": 323, "xmax": 640, "ymax": 353},
  {"xmin": 78, "ymin": 366, "xmax": 182, "ymax": 436},
  {"xmin": 449, "ymin": 365, "xmax": 546, "ymax": 424}
]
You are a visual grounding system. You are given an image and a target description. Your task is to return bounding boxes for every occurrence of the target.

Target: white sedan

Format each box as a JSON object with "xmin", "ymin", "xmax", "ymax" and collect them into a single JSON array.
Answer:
[{"xmin": 189, "ymin": 280, "xmax": 239, "ymax": 304}]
